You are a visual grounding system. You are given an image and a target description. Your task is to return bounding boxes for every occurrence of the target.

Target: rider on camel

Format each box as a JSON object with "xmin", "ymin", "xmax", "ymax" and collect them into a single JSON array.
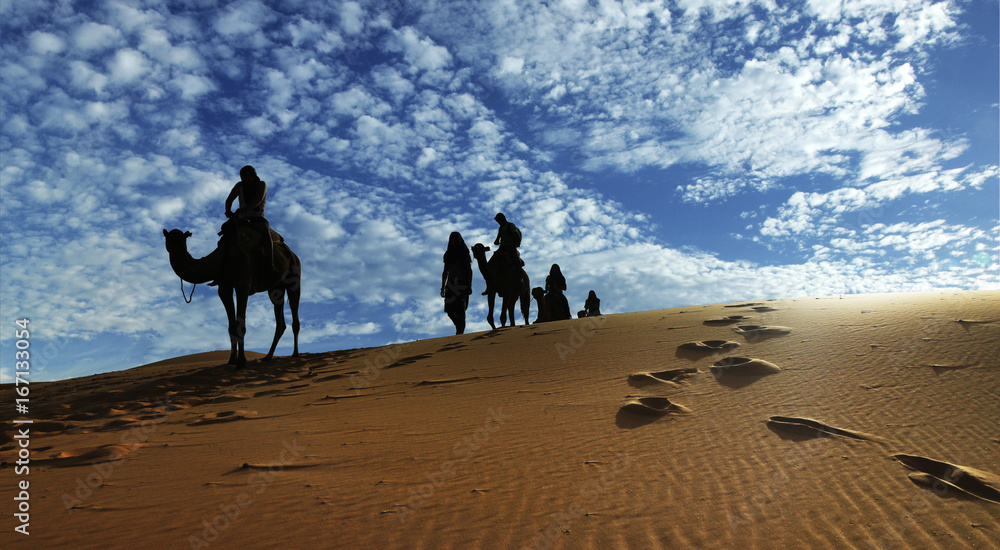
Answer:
[
  {"xmin": 483, "ymin": 212, "xmax": 523, "ymax": 296},
  {"xmin": 492, "ymin": 212, "xmax": 522, "ymax": 266},
  {"xmin": 225, "ymin": 165, "xmax": 276, "ymax": 279}
]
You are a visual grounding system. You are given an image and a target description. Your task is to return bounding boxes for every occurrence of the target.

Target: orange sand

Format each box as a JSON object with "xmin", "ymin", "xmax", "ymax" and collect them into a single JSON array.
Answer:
[{"xmin": 2, "ymin": 290, "xmax": 999, "ymax": 549}]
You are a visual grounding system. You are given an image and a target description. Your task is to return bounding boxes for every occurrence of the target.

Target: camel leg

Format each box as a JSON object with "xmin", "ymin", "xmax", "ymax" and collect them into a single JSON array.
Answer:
[
  {"xmin": 486, "ymin": 292, "xmax": 497, "ymax": 330},
  {"xmin": 288, "ymin": 277, "xmax": 300, "ymax": 358},
  {"xmin": 234, "ymin": 290, "xmax": 249, "ymax": 369},
  {"xmin": 277, "ymin": 253, "xmax": 301, "ymax": 358},
  {"xmin": 219, "ymin": 286, "xmax": 239, "ymax": 366},
  {"xmin": 519, "ymin": 271, "xmax": 530, "ymax": 326},
  {"xmin": 504, "ymin": 296, "xmax": 516, "ymax": 327},
  {"xmin": 500, "ymin": 295, "xmax": 509, "ymax": 327},
  {"xmin": 263, "ymin": 287, "xmax": 286, "ymax": 361}
]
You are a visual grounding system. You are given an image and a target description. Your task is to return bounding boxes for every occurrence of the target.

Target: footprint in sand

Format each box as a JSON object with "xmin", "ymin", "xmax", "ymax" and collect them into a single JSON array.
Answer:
[
  {"xmin": 766, "ymin": 416, "xmax": 878, "ymax": 441},
  {"xmin": 237, "ymin": 461, "xmax": 323, "ymax": 471},
  {"xmin": 703, "ymin": 316, "xmax": 750, "ymax": 326},
  {"xmin": 38, "ymin": 443, "xmax": 144, "ymax": 467},
  {"xmin": 385, "ymin": 353, "xmax": 434, "ymax": 369},
  {"xmin": 210, "ymin": 393, "xmax": 254, "ymax": 404},
  {"xmin": 187, "ymin": 410, "xmax": 259, "ymax": 426},
  {"xmin": 905, "ymin": 363, "xmax": 978, "ymax": 375},
  {"xmin": 619, "ymin": 396, "xmax": 691, "ymax": 416},
  {"xmin": 21, "ymin": 420, "xmax": 79, "ymax": 434},
  {"xmin": 60, "ymin": 412, "xmax": 99, "ymax": 422},
  {"xmin": 628, "ymin": 368, "xmax": 699, "ymax": 387},
  {"xmin": 710, "ymin": 357, "xmax": 781, "ymax": 376},
  {"xmin": 98, "ymin": 417, "xmax": 142, "ymax": 431},
  {"xmin": 894, "ymin": 454, "xmax": 1000, "ymax": 504},
  {"xmin": 414, "ymin": 377, "xmax": 481, "ymax": 387},
  {"xmin": 733, "ymin": 325, "xmax": 792, "ymax": 336},
  {"xmin": 315, "ymin": 371, "xmax": 361, "ymax": 383},
  {"xmin": 436, "ymin": 343, "xmax": 467, "ymax": 352},
  {"xmin": 678, "ymin": 340, "xmax": 740, "ymax": 352}
]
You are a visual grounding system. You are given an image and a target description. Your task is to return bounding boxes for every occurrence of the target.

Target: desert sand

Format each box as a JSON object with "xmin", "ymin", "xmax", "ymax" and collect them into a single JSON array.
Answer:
[{"xmin": 2, "ymin": 290, "xmax": 999, "ymax": 549}]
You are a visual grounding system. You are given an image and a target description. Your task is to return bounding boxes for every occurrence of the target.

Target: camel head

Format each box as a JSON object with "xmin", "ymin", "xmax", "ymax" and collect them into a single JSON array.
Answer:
[
  {"xmin": 163, "ymin": 228, "xmax": 192, "ymax": 254},
  {"xmin": 531, "ymin": 286, "xmax": 545, "ymax": 301},
  {"xmin": 470, "ymin": 243, "xmax": 490, "ymax": 260}
]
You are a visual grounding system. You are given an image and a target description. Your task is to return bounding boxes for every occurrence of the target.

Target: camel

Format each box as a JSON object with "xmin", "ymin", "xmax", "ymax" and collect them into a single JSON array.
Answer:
[
  {"xmin": 471, "ymin": 243, "xmax": 530, "ymax": 329},
  {"xmin": 163, "ymin": 225, "xmax": 301, "ymax": 368}
]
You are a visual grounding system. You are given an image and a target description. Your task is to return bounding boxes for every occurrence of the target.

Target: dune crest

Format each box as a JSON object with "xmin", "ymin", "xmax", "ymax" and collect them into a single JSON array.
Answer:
[{"xmin": 2, "ymin": 290, "xmax": 998, "ymax": 549}]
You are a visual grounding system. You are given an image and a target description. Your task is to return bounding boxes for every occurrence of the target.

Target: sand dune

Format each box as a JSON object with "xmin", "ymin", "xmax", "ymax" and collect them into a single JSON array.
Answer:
[{"xmin": 2, "ymin": 290, "xmax": 999, "ymax": 549}]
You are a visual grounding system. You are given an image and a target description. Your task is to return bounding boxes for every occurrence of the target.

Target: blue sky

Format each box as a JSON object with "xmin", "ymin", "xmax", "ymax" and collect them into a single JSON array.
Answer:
[{"xmin": 1, "ymin": 0, "xmax": 997, "ymax": 382}]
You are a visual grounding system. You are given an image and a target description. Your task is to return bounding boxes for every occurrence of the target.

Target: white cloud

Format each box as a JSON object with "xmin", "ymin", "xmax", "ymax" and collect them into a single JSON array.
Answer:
[
  {"xmin": 372, "ymin": 65, "xmax": 416, "ymax": 103},
  {"xmin": 303, "ymin": 320, "xmax": 380, "ymax": 341},
  {"xmin": 74, "ymin": 22, "xmax": 122, "ymax": 51},
  {"xmin": 893, "ymin": 1, "xmax": 960, "ymax": 51},
  {"xmin": 108, "ymin": 48, "xmax": 150, "ymax": 83},
  {"xmin": 391, "ymin": 27, "xmax": 453, "ymax": 73},
  {"xmin": 498, "ymin": 56, "xmax": 524, "ymax": 75},
  {"xmin": 153, "ymin": 196, "xmax": 186, "ymax": 220},
  {"xmin": 69, "ymin": 60, "xmax": 110, "ymax": 94},
  {"xmin": 29, "ymin": 31, "xmax": 66, "ymax": 55},
  {"xmin": 331, "ymin": 86, "xmax": 380, "ymax": 117},
  {"xmin": 26, "ymin": 179, "xmax": 67, "ymax": 202},
  {"xmin": 109, "ymin": 2, "xmax": 163, "ymax": 32},
  {"xmin": 284, "ymin": 201, "xmax": 346, "ymax": 241},
  {"xmin": 214, "ymin": 0, "xmax": 272, "ymax": 36},
  {"xmin": 339, "ymin": 2, "xmax": 366, "ymax": 35},
  {"xmin": 416, "ymin": 147, "xmax": 438, "ymax": 168},
  {"xmin": 244, "ymin": 115, "xmax": 279, "ymax": 137},
  {"xmin": 172, "ymin": 73, "xmax": 216, "ymax": 100}
]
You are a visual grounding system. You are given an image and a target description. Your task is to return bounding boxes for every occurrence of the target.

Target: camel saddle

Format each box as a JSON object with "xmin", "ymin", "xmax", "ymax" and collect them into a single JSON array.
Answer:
[
  {"xmin": 489, "ymin": 247, "xmax": 524, "ymax": 268},
  {"xmin": 219, "ymin": 218, "xmax": 283, "ymax": 253},
  {"xmin": 209, "ymin": 219, "xmax": 285, "ymax": 287}
]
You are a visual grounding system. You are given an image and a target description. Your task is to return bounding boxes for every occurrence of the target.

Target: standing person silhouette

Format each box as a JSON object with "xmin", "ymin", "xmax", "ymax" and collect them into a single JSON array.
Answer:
[
  {"xmin": 225, "ymin": 165, "xmax": 275, "ymax": 279},
  {"xmin": 545, "ymin": 264, "xmax": 571, "ymax": 321},
  {"xmin": 441, "ymin": 232, "xmax": 473, "ymax": 334}
]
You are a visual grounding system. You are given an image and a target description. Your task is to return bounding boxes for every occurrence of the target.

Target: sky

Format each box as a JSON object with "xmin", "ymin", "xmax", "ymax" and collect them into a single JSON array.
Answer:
[{"xmin": 1, "ymin": 0, "xmax": 997, "ymax": 383}]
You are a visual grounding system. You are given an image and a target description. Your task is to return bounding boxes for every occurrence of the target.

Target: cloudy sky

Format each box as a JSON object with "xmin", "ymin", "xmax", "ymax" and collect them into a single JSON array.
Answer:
[{"xmin": 1, "ymin": 0, "xmax": 997, "ymax": 382}]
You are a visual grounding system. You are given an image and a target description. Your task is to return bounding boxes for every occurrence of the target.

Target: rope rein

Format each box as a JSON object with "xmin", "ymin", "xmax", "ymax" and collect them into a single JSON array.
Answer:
[{"xmin": 180, "ymin": 277, "xmax": 197, "ymax": 303}]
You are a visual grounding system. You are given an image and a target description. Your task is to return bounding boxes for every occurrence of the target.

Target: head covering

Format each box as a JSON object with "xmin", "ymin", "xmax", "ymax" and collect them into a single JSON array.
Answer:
[
  {"xmin": 445, "ymin": 232, "xmax": 471, "ymax": 264},
  {"xmin": 240, "ymin": 165, "xmax": 259, "ymax": 183},
  {"xmin": 494, "ymin": 212, "xmax": 507, "ymax": 223}
]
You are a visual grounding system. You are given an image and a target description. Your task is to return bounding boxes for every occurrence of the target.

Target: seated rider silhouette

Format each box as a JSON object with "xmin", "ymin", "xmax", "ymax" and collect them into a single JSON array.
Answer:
[
  {"xmin": 483, "ymin": 212, "xmax": 524, "ymax": 296},
  {"xmin": 491, "ymin": 212, "xmax": 523, "ymax": 267},
  {"xmin": 224, "ymin": 165, "xmax": 275, "ymax": 278}
]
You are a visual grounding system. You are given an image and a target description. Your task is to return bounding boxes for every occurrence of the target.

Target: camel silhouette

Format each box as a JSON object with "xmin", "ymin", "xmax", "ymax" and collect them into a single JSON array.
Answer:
[
  {"xmin": 163, "ymin": 227, "xmax": 301, "ymax": 368},
  {"xmin": 471, "ymin": 243, "xmax": 530, "ymax": 329}
]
